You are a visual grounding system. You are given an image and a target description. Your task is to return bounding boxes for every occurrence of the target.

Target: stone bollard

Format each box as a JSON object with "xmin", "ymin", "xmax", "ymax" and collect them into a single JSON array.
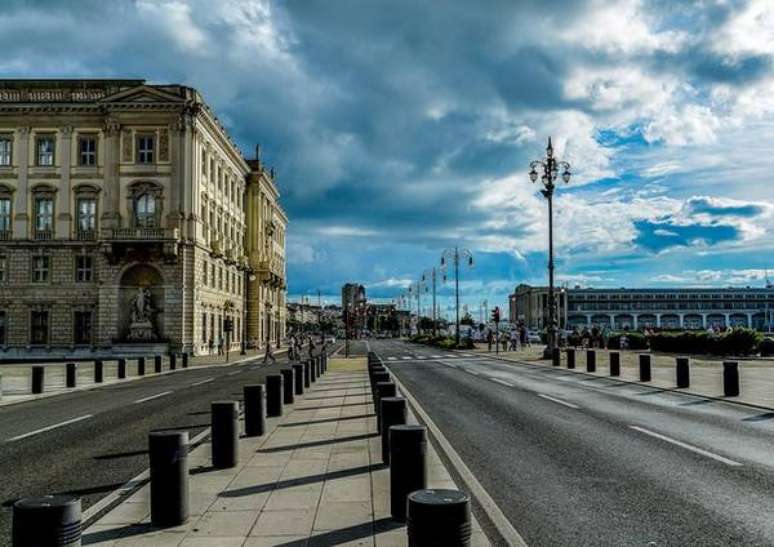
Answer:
[
  {"xmin": 310, "ymin": 358, "xmax": 317, "ymax": 383},
  {"xmin": 281, "ymin": 369, "xmax": 295, "ymax": 405},
  {"xmin": 137, "ymin": 357, "xmax": 146, "ymax": 376},
  {"xmin": 182, "ymin": 352, "xmax": 189, "ymax": 368},
  {"xmin": 609, "ymin": 352, "xmax": 620, "ymax": 376},
  {"xmin": 407, "ymin": 489, "xmax": 471, "ymax": 547},
  {"xmin": 317, "ymin": 355, "xmax": 323, "ymax": 376},
  {"xmin": 322, "ymin": 353, "xmax": 328, "ymax": 373},
  {"xmin": 211, "ymin": 401, "xmax": 239, "ymax": 469},
  {"xmin": 723, "ymin": 361, "xmax": 740, "ymax": 397},
  {"xmin": 639, "ymin": 354, "xmax": 652, "ymax": 382},
  {"xmin": 587, "ymin": 350, "xmax": 596, "ymax": 372},
  {"xmin": 12, "ymin": 495, "xmax": 81, "ymax": 547},
  {"xmin": 566, "ymin": 348, "xmax": 575, "ymax": 369},
  {"xmin": 154, "ymin": 355, "xmax": 162, "ymax": 373},
  {"xmin": 552, "ymin": 347, "xmax": 561, "ymax": 367},
  {"xmin": 169, "ymin": 353, "xmax": 177, "ymax": 371},
  {"xmin": 375, "ymin": 382, "xmax": 397, "ymax": 433},
  {"xmin": 676, "ymin": 357, "xmax": 690, "ymax": 389},
  {"xmin": 94, "ymin": 360, "xmax": 104, "ymax": 383},
  {"xmin": 266, "ymin": 374, "xmax": 284, "ymax": 417},
  {"xmin": 66, "ymin": 363, "xmax": 78, "ymax": 389},
  {"xmin": 117, "ymin": 358, "xmax": 127, "ymax": 379},
  {"xmin": 390, "ymin": 424, "xmax": 428, "ymax": 522},
  {"xmin": 149, "ymin": 431, "xmax": 189, "ymax": 527},
  {"xmin": 243, "ymin": 385, "xmax": 266, "ymax": 437},
  {"xmin": 31, "ymin": 366, "xmax": 45, "ymax": 394},
  {"xmin": 0, "ymin": 373, "xmax": 3, "ymax": 400},
  {"xmin": 381, "ymin": 397, "xmax": 407, "ymax": 464},
  {"xmin": 372, "ymin": 371, "xmax": 390, "ymax": 399},
  {"xmin": 303, "ymin": 361, "xmax": 311, "ymax": 388},
  {"xmin": 292, "ymin": 363, "xmax": 304, "ymax": 395}
]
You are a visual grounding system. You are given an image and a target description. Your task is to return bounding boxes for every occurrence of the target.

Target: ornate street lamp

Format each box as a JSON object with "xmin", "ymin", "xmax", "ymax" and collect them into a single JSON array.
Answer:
[
  {"xmin": 441, "ymin": 246, "xmax": 474, "ymax": 347},
  {"xmin": 529, "ymin": 136, "xmax": 571, "ymax": 358},
  {"xmin": 422, "ymin": 267, "xmax": 438, "ymax": 338}
]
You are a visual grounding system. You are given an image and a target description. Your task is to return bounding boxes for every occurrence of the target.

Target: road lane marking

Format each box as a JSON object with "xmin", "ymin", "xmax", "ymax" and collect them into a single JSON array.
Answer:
[
  {"xmin": 538, "ymin": 393, "xmax": 579, "ymax": 409},
  {"xmin": 491, "ymin": 378, "xmax": 514, "ymax": 387},
  {"xmin": 629, "ymin": 426, "xmax": 742, "ymax": 467},
  {"xmin": 227, "ymin": 370, "xmax": 241, "ymax": 376},
  {"xmin": 466, "ymin": 369, "xmax": 480, "ymax": 376},
  {"xmin": 431, "ymin": 355, "xmax": 442, "ymax": 358},
  {"xmin": 402, "ymin": 356, "xmax": 412, "ymax": 360},
  {"xmin": 134, "ymin": 391, "xmax": 173, "ymax": 404},
  {"xmin": 8, "ymin": 414, "xmax": 93, "ymax": 442},
  {"xmin": 388, "ymin": 357, "xmax": 397, "ymax": 361},
  {"xmin": 191, "ymin": 378, "xmax": 214, "ymax": 387}
]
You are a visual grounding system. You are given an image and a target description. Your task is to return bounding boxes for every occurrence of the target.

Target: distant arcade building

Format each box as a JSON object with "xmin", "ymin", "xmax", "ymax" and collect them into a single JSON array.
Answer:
[{"xmin": 510, "ymin": 283, "xmax": 774, "ymax": 331}]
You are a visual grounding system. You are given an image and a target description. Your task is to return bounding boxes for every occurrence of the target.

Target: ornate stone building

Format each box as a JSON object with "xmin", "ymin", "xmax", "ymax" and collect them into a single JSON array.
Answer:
[{"xmin": 0, "ymin": 79, "xmax": 286, "ymax": 357}]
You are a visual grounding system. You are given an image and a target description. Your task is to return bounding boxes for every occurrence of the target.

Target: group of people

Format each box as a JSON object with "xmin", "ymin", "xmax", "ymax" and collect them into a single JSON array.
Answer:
[{"xmin": 484, "ymin": 324, "xmax": 531, "ymax": 352}]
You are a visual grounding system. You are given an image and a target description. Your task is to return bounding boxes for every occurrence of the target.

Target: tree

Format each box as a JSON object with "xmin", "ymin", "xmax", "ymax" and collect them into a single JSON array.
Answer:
[
  {"xmin": 418, "ymin": 316, "xmax": 435, "ymax": 333},
  {"xmin": 460, "ymin": 313, "xmax": 475, "ymax": 326}
]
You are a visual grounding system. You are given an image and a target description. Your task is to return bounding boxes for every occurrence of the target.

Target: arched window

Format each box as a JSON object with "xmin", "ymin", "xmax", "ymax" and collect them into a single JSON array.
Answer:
[{"xmin": 135, "ymin": 193, "xmax": 156, "ymax": 227}]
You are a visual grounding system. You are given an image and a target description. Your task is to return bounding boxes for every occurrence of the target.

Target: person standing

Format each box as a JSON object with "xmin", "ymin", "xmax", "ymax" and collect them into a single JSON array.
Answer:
[{"xmin": 263, "ymin": 340, "xmax": 276, "ymax": 364}]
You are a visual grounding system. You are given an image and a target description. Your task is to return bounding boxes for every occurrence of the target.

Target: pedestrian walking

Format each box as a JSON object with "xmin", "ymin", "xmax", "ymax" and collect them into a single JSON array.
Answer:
[
  {"xmin": 487, "ymin": 330, "xmax": 493, "ymax": 352},
  {"xmin": 217, "ymin": 336, "xmax": 224, "ymax": 356},
  {"xmin": 208, "ymin": 338, "xmax": 214, "ymax": 355},
  {"xmin": 308, "ymin": 337, "xmax": 316, "ymax": 359},
  {"xmin": 263, "ymin": 341, "xmax": 276, "ymax": 364},
  {"xmin": 501, "ymin": 334, "xmax": 508, "ymax": 352},
  {"xmin": 509, "ymin": 330, "xmax": 518, "ymax": 351}
]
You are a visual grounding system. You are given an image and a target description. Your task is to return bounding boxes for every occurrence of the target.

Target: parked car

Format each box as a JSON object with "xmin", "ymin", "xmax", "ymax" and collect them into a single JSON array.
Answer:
[{"xmin": 527, "ymin": 331, "xmax": 542, "ymax": 344}]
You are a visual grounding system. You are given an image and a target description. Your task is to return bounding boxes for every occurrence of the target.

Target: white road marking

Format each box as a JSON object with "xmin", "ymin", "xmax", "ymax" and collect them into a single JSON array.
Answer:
[
  {"xmin": 227, "ymin": 370, "xmax": 241, "ymax": 376},
  {"xmin": 8, "ymin": 414, "xmax": 93, "ymax": 442},
  {"xmin": 134, "ymin": 391, "xmax": 173, "ymax": 404},
  {"xmin": 431, "ymin": 355, "xmax": 443, "ymax": 359},
  {"xmin": 388, "ymin": 357, "xmax": 397, "ymax": 361},
  {"xmin": 402, "ymin": 356, "xmax": 412, "ymax": 360},
  {"xmin": 467, "ymin": 369, "xmax": 480, "ymax": 376},
  {"xmin": 191, "ymin": 378, "xmax": 214, "ymax": 387},
  {"xmin": 491, "ymin": 378, "xmax": 514, "ymax": 387},
  {"xmin": 629, "ymin": 425, "xmax": 742, "ymax": 467},
  {"xmin": 538, "ymin": 393, "xmax": 579, "ymax": 409}
]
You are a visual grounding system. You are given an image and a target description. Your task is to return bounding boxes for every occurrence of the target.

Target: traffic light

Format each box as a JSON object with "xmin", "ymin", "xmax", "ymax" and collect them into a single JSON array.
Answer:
[{"xmin": 491, "ymin": 306, "xmax": 500, "ymax": 324}]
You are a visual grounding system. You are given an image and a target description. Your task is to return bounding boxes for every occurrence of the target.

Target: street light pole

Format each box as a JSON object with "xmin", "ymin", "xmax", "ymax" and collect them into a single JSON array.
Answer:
[
  {"xmin": 441, "ymin": 246, "xmax": 474, "ymax": 348},
  {"xmin": 529, "ymin": 136, "xmax": 571, "ymax": 358},
  {"xmin": 422, "ymin": 268, "xmax": 438, "ymax": 338}
]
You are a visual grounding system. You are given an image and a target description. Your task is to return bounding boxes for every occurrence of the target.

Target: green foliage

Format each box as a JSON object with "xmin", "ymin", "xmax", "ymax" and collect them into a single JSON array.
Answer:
[
  {"xmin": 648, "ymin": 328, "xmax": 762, "ymax": 356},
  {"xmin": 460, "ymin": 313, "xmax": 475, "ymax": 326},
  {"xmin": 759, "ymin": 338, "xmax": 774, "ymax": 357}
]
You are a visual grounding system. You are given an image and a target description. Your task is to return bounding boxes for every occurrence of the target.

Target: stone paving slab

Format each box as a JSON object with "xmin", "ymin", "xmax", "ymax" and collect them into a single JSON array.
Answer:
[{"xmin": 83, "ymin": 362, "xmax": 491, "ymax": 546}]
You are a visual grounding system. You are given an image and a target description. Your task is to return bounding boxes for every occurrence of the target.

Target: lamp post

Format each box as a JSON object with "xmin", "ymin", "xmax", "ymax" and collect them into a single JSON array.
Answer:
[
  {"xmin": 529, "ymin": 136, "xmax": 571, "ymax": 358},
  {"xmin": 241, "ymin": 270, "xmax": 257, "ymax": 355},
  {"xmin": 441, "ymin": 246, "xmax": 474, "ymax": 347},
  {"xmin": 422, "ymin": 268, "xmax": 438, "ymax": 338}
]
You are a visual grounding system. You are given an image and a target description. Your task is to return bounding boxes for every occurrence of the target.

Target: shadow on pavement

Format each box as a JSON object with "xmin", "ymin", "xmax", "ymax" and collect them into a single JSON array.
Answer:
[{"xmin": 256, "ymin": 433, "xmax": 378, "ymax": 453}]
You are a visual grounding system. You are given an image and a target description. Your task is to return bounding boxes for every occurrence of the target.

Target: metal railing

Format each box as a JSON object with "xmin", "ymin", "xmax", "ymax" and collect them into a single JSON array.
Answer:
[
  {"xmin": 76, "ymin": 229, "xmax": 97, "ymax": 241},
  {"xmin": 110, "ymin": 227, "xmax": 167, "ymax": 240},
  {"xmin": 34, "ymin": 230, "xmax": 53, "ymax": 241},
  {"xmin": 0, "ymin": 230, "xmax": 11, "ymax": 241}
]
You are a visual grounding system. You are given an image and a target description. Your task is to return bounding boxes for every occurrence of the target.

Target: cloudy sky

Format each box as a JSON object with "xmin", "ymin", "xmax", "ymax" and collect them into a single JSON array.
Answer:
[{"xmin": 3, "ymin": 0, "xmax": 774, "ymax": 316}]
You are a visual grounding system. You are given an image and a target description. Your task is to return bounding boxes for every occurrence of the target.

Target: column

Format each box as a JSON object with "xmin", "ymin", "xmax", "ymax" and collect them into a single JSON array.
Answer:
[
  {"xmin": 678, "ymin": 313, "xmax": 684, "ymax": 328},
  {"xmin": 56, "ymin": 126, "xmax": 72, "ymax": 239},
  {"xmin": 101, "ymin": 120, "xmax": 121, "ymax": 231},
  {"xmin": 13, "ymin": 127, "xmax": 29, "ymax": 239},
  {"xmin": 747, "ymin": 312, "xmax": 753, "ymax": 328},
  {"xmin": 609, "ymin": 314, "xmax": 615, "ymax": 328},
  {"xmin": 167, "ymin": 122, "xmax": 180, "ymax": 231},
  {"xmin": 655, "ymin": 313, "xmax": 662, "ymax": 327},
  {"xmin": 724, "ymin": 313, "xmax": 730, "ymax": 327},
  {"xmin": 633, "ymin": 315, "xmax": 638, "ymax": 330},
  {"xmin": 701, "ymin": 313, "xmax": 708, "ymax": 328}
]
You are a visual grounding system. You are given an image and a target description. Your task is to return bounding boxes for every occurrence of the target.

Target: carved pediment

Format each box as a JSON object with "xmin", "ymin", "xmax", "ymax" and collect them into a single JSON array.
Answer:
[{"xmin": 100, "ymin": 85, "xmax": 185, "ymax": 105}]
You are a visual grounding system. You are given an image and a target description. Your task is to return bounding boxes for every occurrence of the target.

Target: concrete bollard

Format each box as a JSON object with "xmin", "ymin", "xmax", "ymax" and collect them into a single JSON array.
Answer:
[
  {"xmin": 303, "ymin": 361, "xmax": 311, "ymax": 388},
  {"xmin": 381, "ymin": 397, "xmax": 407, "ymax": 464},
  {"xmin": 723, "ymin": 361, "xmax": 740, "ymax": 397},
  {"xmin": 137, "ymin": 357, "xmax": 146, "ymax": 376},
  {"xmin": 407, "ymin": 489, "xmax": 471, "ymax": 547},
  {"xmin": 117, "ymin": 358, "xmax": 127, "ymax": 379},
  {"xmin": 12, "ymin": 495, "xmax": 81, "ymax": 547},
  {"xmin": 587, "ymin": 350, "xmax": 596, "ymax": 372},
  {"xmin": 0, "ymin": 373, "xmax": 3, "ymax": 400},
  {"xmin": 676, "ymin": 357, "xmax": 690, "ymax": 389},
  {"xmin": 566, "ymin": 348, "xmax": 575, "ymax": 369},
  {"xmin": 375, "ymin": 382, "xmax": 397, "ymax": 433},
  {"xmin": 322, "ymin": 353, "xmax": 328, "ymax": 373},
  {"xmin": 94, "ymin": 360, "xmax": 103, "ymax": 383},
  {"xmin": 66, "ymin": 363, "xmax": 77, "ymax": 389},
  {"xmin": 182, "ymin": 352, "xmax": 189, "ymax": 368},
  {"xmin": 639, "ymin": 354, "xmax": 652, "ymax": 382},
  {"xmin": 292, "ymin": 363, "xmax": 304, "ymax": 395},
  {"xmin": 266, "ymin": 374, "xmax": 284, "ymax": 417},
  {"xmin": 154, "ymin": 355, "xmax": 162, "ymax": 373},
  {"xmin": 243, "ymin": 385, "xmax": 266, "ymax": 437},
  {"xmin": 310, "ymin": 358, "xmax": 317, "ymax": 383},
  {"xmin": 609, "ymin": 352, "xmax": 621, "ymax": 377},
  {"xmin": 281, "ymin": 369, "xmax": 295, "ymax": 405},
  {"xmin": 149, "ymin": 431, "xmax": 189, "ymax": 527},
  {"xmin": 390, "ymin": 424, "xmax": 427, "ymax": 522},
  {"xmin": 552, "ymin": 347, "xmax": 561, "ymax": 367},
  {"xmin": 317, "ymin": 356, "xmax": 323, "ymax": 376},
  {"xmin": 169, "ymin": 353, "xmax": 177, "ymax": 371},
  {"xmin": 31, "ymin": 366, "xmax": 44, "ymax": 394},
  {"xmin": 211, "ymin": 401, "xmax": 239, "ymax": 469}
]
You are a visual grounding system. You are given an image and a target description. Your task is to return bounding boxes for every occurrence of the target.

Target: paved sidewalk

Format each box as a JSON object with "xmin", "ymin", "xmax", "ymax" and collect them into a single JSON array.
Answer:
[
  {"xmin": 83, "ymin": 360, "xmax": 490, "ymax": 546},
  {"xmin": 468, "ymin": 344, "xmax": 774, "ymax": 410}
]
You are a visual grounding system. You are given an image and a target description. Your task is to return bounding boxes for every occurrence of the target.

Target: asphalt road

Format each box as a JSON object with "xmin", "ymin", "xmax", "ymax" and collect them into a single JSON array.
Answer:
[
  {"xmin": 372, "ymin": 339, "xmax": 774, "ymax": 547},
  {"xmin": 0, "ymin": 345, "xmax": 339, "ymax": 546}
]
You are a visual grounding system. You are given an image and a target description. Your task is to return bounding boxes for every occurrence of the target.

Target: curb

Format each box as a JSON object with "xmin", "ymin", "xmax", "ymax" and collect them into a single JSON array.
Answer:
[{"xmin": 380, "ymin": 354, "xmax": 528, "ymax": 547}]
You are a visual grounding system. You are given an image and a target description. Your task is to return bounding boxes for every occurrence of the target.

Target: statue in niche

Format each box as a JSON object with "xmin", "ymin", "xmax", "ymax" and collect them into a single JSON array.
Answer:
[{"xmin": 128, "ymin": 286, "xmax": 157, "ymax": 341}]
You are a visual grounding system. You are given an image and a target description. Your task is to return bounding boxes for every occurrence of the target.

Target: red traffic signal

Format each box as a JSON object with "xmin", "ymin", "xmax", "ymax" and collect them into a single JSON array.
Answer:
[{"xmin": 491, "ymin": 306, "xmax": 500, "ymax": 323}]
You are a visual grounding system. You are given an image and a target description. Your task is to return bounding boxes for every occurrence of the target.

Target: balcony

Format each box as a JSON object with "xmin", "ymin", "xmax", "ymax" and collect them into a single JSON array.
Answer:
[
  {"xmin": 210, "ymin": 238, "xmax": 224, "ymax": 258},
  {"xmin": 34, "ymin": 230, "xmax": 53, "ymax": 241},
  {"xmin": 0, "ymin": 230, "xmax": 11, "ymax": 241},
  {"xmin": 76, "ymin": 229, "xmax": 97, "ymax": 241},
  {"xmin": 109, "ymin": 227, "xmax": 176, "ymax": 240}
]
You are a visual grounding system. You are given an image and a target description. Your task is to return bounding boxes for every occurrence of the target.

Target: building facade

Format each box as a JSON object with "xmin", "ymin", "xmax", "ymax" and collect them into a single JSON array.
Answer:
[
  {"xmin": 0, "ymin": 79, "xmax": 286, "ymax": 357},
  {"xmin": 508, "ymin": 284, "xmax": 569, "ymax": 329},
  {"xmin": 510, "ymin": 283, "xmax": 774, "ymax": 331}
]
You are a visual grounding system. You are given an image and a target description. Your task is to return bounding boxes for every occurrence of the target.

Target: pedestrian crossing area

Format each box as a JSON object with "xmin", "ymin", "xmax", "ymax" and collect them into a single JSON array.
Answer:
[{"xmin": 385, "ymin": 353, "xmax": 479, "ymax": 361}]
